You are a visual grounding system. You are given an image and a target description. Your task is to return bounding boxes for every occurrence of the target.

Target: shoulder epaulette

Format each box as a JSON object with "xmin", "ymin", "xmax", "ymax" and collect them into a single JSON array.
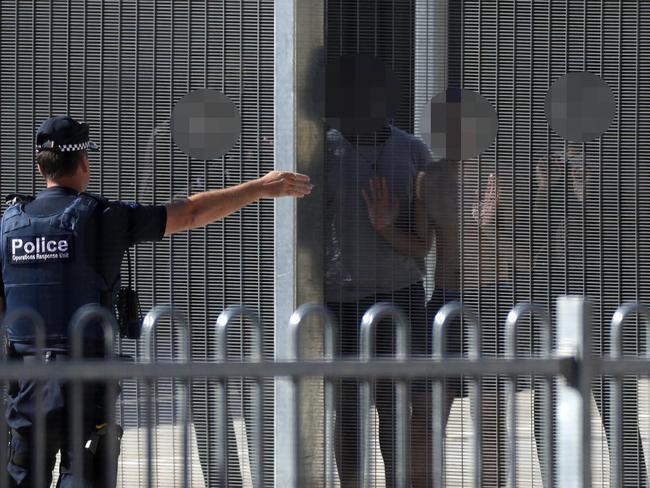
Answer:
[
  {"xmin": 78, "ymin": 191, "xmax": 109, "ymax": 206},
  {"xmin": 4, "ymin": 193, "xmax": 35, "ymax": 206}
]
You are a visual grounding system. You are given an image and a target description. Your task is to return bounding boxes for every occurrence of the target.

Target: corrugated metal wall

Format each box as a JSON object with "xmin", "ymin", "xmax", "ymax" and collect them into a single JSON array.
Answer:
[{"xmin": 0, "ymin": 1, "xmax": 275, "ymax": 486}]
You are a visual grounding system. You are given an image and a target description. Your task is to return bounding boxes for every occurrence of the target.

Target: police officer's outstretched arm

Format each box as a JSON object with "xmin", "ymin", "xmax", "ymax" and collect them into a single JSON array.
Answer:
[{"xmin": 164, "ymin": 170, "xmax": 312, "ymax": 235}]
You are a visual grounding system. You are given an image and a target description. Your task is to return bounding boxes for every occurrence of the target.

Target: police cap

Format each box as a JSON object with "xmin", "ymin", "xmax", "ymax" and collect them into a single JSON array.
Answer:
[{"xmin": 35, "ymin": 116, "xmax": 99, "ymax": 153}]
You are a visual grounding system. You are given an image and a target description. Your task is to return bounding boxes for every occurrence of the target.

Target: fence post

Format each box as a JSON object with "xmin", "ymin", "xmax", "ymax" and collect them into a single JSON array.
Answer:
[
  {"xmin": 216, "ymin": 305, "xmax": 264, "ymax": 488},
  {"xmin": 359, "ymin": 303, "xmax": 410, "ymax": 488},
  {"xmin": 556, "ymin": 295, "xmax": 592, "ymax": 488},
  {"xmin": 141, "ymin": 305, "xmax": 190, "ymax": 488},
  {"xmin": 289, "ymin": 303, "xmax": 336, "ymax": 488},
  {"xmin": 432, "ymin": 301, "xmax": 481, "ymax": 488},
  {"xmin": 609, "ymin": 302, "xmax": 650, "ymax": 488},
  {"xmin": 505, "ymin": 303, "xmax": 554, "ymax": 488}
]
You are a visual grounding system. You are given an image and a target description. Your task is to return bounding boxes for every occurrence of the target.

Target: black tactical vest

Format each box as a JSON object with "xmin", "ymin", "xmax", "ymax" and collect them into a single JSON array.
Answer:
[{"xmin": 1, "ymin": 193, "xmax": 112, "ymax": 343}]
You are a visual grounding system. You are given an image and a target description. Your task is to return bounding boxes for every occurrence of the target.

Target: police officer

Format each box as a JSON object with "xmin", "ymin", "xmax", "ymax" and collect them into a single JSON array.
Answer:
[{"xmin": 0, "ymin": 115, "xmax": 312, "ymax": 487}]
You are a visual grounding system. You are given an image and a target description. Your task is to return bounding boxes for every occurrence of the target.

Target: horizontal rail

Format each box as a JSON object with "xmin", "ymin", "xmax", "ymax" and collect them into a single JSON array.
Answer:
[
  {"xmin": 598, "ymin": 359, "xmax": 650, "ymax": 375},
  {"xmin": 11, "ymin": 355, "xmax": 650, "ymax": 379},
  {"xmin": 0, "ymin": 357, "xmax": 577, "ymax": 380}
]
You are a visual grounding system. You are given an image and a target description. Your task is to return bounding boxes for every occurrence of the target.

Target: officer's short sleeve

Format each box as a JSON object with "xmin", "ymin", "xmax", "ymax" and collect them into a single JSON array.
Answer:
[{"xmin": 104, "ymin": 201, "xmax": 167, "ymax": 247}]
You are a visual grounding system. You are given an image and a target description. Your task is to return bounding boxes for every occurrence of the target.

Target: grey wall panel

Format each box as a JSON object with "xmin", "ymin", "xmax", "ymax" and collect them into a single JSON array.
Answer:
[{"xmin": 0, "ymin": 1, "xmax": 275, "ymax": 486}]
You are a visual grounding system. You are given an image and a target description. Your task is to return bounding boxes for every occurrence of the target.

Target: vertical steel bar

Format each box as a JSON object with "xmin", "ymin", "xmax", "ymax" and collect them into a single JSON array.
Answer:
[
  {"xmin": 468, "ymin": 311, "xmax": 481, "ymax": 488},
  {"xmin": 543, "ymin": 316, "xmax": 554, "ymax": 488},
  {"xmin": 0, "ymin": 309, "xmax": 46, "ymax": 488},
  {"xmin": 609, "ymin": 302, "xmax": 650, "ymax": 488},
  {"xmin": 142, "ymin": 305, "xmax": 190, "ymax": 488},
  {"xmin": 505, "ymin": 303, "xmax": 553, "ymax": 488},
  {"xmin": 253, "ymin": 373, "xmax": 263, "ymax": 488},
  {"xmin": 289, "ymin": 304, "xmax": 336, "ymax": 488},
  {"xmin": 611, "ymin": 318, "xmax": 624, "ymax": 488},
  {"xmin": 360, "ymin": 302, "xmax": 410, "ymax": 488},
  {"xmin": 69, "ymin": 305, "xmax": 117, "ymax": 488},
  {"xmin": 216, "ymin": 369, "xmax": 227, "ymax": 486},
  {"xmin": 216, "ymin": 305, "xmax": 264, "ymax": 488},
  {"xmin": 579, "ymin": 299, "xmax": 593, "ymax": 488},
  {"xmin": 324, "ymin": 331, "xmax": 336, "ymax": 488},
  {"xmin": 182, "ymin": 378, "xmax": 190, "ymax": 488},
  {"xmin": 470, "ymin": 377, "xmax": 482, "ymax": 488},
  {"xmin": 432, "ymin": 306, "xmax": 448, "ymax": 488},
  {"xmin": 145, "ymin": 377, "xmax": 154, "ymax": 488},
  {"xmin": 142, "ymin": 315, "xmax": 155, "ymax": 488},
  {"xmin": 433, "ymin": 301, "xmax": 480, "ymax": 488},
  {"xmin": 506, "ymin": 310, "xmax": 519, "ymax": 487},
  {"xmin": 180, "ymin": 322, "xmax": 190, "ymax": 488},
  {"xmin": 556, "ymin": 296, "xmax": 592, "ymax": 488},
  {"xmin": 360, "ymin": 368, "xmax": 372, "ymax": 488},
  {"xmin": 359, "ymin": 308, "xmax": 374, "ymax": 488}
]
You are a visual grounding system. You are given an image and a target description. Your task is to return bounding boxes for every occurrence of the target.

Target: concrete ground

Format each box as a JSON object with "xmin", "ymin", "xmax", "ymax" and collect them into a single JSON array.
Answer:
[{"xmin": 46, "ymin": 381, "xmax": 650, "ymax": 487}]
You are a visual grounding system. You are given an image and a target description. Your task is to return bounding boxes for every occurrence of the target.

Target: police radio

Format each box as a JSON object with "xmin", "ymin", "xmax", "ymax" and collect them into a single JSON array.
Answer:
[{"xmin": 114, "ymin": 249, "xmax": 143, "ymax": 339}]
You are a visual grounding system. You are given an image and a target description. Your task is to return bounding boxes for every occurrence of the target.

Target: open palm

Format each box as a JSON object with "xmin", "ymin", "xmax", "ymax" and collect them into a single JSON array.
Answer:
[
  {"xmin": 362, "ymin": 177, "xmax": 400, "ymax": 232},
  {"xmin": 472, "ymin": 173, "xmax": 500, "ymax": 226}
]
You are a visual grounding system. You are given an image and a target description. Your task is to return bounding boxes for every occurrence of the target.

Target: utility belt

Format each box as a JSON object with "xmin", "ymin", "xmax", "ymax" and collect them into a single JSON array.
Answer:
[
  {"xmin": 16, "ymin": 350, "xmax": 69, "ymax": 362},
  {"xmin": 58, "ymin": 423, "xmax": 123, "ymax": 478},
  {"xmin": 4, "ymin": 340, "xmax": 69, "ymax": 361},
  {"xmin": 6, "ymin": 343, "xmax": 123, "ymax": 483}
]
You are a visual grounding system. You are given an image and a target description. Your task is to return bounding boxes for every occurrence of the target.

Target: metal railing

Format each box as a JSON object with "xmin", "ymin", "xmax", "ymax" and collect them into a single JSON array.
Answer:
[{"xmin": 0, "ymin": 295, "xmax": 647, "ymax": 487}]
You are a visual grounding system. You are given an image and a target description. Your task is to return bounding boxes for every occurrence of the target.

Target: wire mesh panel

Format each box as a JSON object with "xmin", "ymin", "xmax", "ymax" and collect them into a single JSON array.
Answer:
[
  {"xmin": 0, "ymin": 1, "xmax": 276, "ymax": 486},
  {"xmin": 412, "ymin": 0, "xmax": 650, "ymax": 486},
  {"xmin": 324, "ymin": 2, "xmax": 421, "ymax": 487}
]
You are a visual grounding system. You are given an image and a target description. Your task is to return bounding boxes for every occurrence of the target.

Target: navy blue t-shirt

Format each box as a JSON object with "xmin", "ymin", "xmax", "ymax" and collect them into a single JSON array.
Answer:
[{"xmin": 0, "ymin": 186, "xmax": 167, "ymax": 295}]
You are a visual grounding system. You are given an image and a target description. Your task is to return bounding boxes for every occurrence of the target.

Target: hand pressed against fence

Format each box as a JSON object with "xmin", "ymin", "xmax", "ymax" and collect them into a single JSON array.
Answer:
[{"xmin": 362, "ymin": 176, "xmax": 400, "ymax": 232}]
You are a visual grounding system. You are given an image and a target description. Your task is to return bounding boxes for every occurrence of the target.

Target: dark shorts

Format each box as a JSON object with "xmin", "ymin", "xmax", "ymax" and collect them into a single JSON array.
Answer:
[
  {"xmin": 328, "ymin": 282, "xmax": 429, "ymax": 393},
  {"xmin": 328, "ymin": 282, "xmax": 427, "ymax": 358}
]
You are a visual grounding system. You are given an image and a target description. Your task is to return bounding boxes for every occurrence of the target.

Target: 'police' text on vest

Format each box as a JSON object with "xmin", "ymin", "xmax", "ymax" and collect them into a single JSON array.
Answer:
[{"xmin": 8, "ymin": 235, "xmax": 74, "ymax": 264}]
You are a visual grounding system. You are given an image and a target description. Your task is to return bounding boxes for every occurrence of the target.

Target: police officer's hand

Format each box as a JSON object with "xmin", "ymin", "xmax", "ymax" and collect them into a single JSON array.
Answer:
[{"xmin": 257, "ymin": 171, "xmax": 313, "ymax": 198}]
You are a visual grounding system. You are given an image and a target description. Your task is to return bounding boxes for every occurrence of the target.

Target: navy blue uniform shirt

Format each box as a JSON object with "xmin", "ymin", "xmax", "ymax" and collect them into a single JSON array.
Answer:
[{"xmin": 0, "ymin": 186, "xmax": 167, "ymax": 297}]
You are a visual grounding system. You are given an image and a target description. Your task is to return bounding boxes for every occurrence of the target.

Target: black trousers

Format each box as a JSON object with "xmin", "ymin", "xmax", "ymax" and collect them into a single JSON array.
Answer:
[{"xmin": 4, "ymin": 344, "xmax": 120, "ymax": 488}]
